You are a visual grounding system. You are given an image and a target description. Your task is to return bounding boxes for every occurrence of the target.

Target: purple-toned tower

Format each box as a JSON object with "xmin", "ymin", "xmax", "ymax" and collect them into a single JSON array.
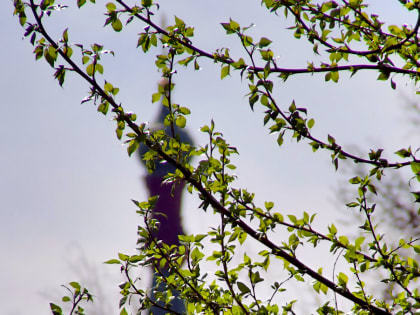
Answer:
[{"xmin": 138, "ymin": 80, "xmax": 192, "ymax": 314}]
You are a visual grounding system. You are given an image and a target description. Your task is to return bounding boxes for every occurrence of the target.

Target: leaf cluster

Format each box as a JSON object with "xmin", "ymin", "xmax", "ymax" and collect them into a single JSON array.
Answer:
[{"xmin": 12, "ymin": 0, "xmax": 420, "ymax": 314}]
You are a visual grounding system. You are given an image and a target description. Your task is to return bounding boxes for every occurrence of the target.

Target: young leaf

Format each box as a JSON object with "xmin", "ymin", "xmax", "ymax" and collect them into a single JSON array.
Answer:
[
  {"xmin": 112, "ymin": 19, "xmax": 123, "ymax": 32},
  {"xmin": 176, "ymin": 115, "xmax": 187, "ymax": 128},
  {"xmin": 237, "ymin": 281, "xmax": 251, "ymax": 294},
  {"xmin": 221, "ymin": 65, "xmax": 230, "ymax": 79}
]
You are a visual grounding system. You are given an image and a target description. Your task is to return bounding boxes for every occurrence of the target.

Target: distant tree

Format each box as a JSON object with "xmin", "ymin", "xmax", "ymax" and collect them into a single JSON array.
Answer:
[
  {"xmin": 336, "ymin": 97, "xmax": 420, "ymax": 306},
  {"xmin": 13, "ymin": 0, "xmax": 420, "ymax": 314}
]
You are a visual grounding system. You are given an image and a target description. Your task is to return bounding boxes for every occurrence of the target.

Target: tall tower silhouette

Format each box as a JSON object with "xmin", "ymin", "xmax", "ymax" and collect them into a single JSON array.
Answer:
[{"xmin": 138, "ymin": 78, "xmax": 192, "ymax": 314}]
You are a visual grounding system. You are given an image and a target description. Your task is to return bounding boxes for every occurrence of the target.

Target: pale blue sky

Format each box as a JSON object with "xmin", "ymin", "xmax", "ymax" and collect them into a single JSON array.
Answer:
[{"xmin": 1, "ymin": 1, "xmax": 419, "ymax": 314}]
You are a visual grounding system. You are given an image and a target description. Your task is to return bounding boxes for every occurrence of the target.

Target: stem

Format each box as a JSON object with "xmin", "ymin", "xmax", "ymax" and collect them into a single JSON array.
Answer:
[
  {"xmin": 352, "ymin": 261, "xmax": 370, "ymax": 311},
  {"xmin": 167, "ymin": 50, "xmax": 176, "ymax": 138},
  {"xmin": 218, "ymin": 148, "xmax": 250, "ymax": 314},
  {"xmin": 361, "ymin": 190, "xmax": 418, "ymax": 302},
  {"xmin": 332, "ymin": 249, "xmax": 345, "ymax": 314}
]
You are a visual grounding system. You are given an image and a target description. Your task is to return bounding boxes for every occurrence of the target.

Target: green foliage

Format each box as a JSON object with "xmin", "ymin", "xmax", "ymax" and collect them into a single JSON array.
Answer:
[
  {"xmin": 50, "ymin": 282, "xmax": 93, "ymax": 315},
  {"xmin": 13, "ymin": 0, "xmax": 420, "ymax": 314}
]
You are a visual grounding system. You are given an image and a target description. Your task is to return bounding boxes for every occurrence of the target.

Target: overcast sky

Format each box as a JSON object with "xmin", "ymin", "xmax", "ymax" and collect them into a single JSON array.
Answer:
[{"xmin": 2, "ymin": 1, "xmax": 419, "ymax": 314}]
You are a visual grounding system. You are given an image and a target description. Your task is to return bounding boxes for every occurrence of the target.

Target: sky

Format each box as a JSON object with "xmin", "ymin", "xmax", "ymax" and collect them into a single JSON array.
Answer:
[{"xmin": 1, "ymin": 1, "xmax": 419, "ymax": 314}]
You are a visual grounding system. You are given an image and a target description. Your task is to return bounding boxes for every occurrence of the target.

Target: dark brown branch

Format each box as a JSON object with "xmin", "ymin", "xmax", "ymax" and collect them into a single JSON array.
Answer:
[
  {"xmin": 28, "ymin": 2, "xmax": 393, "ymax": 313},
  {"xmin": 279, "ymin": 0, "xmax": 420, "ymax": 60},
  {"xmin": 115, "ymin": 0, "xmax": 420, "ymax": 78},
  {"xmin": 115, "ymin": 0, "xmax": 419, "ymax": 170}
]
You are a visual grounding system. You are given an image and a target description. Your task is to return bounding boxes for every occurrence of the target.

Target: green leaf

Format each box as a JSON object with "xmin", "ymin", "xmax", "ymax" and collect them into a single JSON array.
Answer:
[
  {"xmin": 96, "ymin": 63, "xmax": 104, "ymax": 74},
  {"xmin": 174, "ymin": 15, "xmax": 185, "ymax": 28},
  {"xmin": 258, "ymin": 37, "xmax": 272, "ymax": 48},
  {"xmin": 62, "ymin": 28, "xmax": 69, "ymax": 42},
  {"xmin": 54, "ymin": 66, "xmax": 66, "ymax": 86},
  {"xmin": 178, "ymin": 107, "xmax": 191, "ymax": 115},
  {"xmin": 176, "ymin": 115, "xmax": 187, "ymax": 128},
  {"xmin": 242, "ymin": 35, "xmax": 253, "ymax": 46},
  {"xmin": 127, "ymin": 139, "xmax": 139, "ymax": 156},
  {"xmin": 303, "ymin": 211, "xmax": 309, "ymax": 223},
  {"xmin": 44, "ymin": 46, "xmax": 57, "ymax": 67},
  {"xmin": 118, "ymin": 253, "xmax": 129, "ymax": 261},
  {"xmin": 150, "ymin": 33, "xmax": 157, "ymax": 47},
  {"xmin": 337, "ymin": 272, "xmax": 348, "ymax": 287},
  {"xmin": 191, "ymin": 247, "xmax": 205, "ymax": 262},
  {"xmin": 194, "ymin": 234, "xmax": 207, "ymax": 242},
  {"xmin": 325, "ymin": 72, "xmax": 331, "ymax": 81},
  {"xmin": 19, "ymin": 11, "xmax": 27, "ymax": 26},
  {"xmin": 338, "ymin": 235, "xmax": 348, "ymax": 245},
  {"xmin": 307, "ymin": 118, "xmax": 315, "ymax": 129},
  {"xmin": 412, "ymin": 191, "xmax": 420, "ymax": 203},
  {"xmin": 221, "ymin": 23, "xmax": 233, "ymax": 34},
  {"xmin": 238, "ymin": 231, "xmax": 247, "ymax": 244},
  {"xmin": 346, "ymin": 202, "xmax": 359, "ymax": 207},
  {"xmin": 229, "ymin": 19, "xmax": 240, "ymax": 31},
  {"xmin": 231, "ymin": 58, "xmax": 245, "ymax": 69},
  {"xmin": 329, "ymin": 224, "xmax": 337, "ymax": 235},
  {"xmin": 259, "ymin": 49, "xmax": 273, "ymax": 61},
  {"xmin": 237, "ymin": 281, "xmax": 251, "ymax": 294},
  {"xmin": 106, "ymin": 2, "xmax": 116, "ymax": 11},
  {"xmin": 221, "ymin": 19, "xmax": 239, "ymax": 34},
  {"xmin": 62, "ymin": 296, "xmax": 71, "ymax": 302},
  {"xmin": 97, "ymin": 102, "xmax": 109, "ymax": 115},
  {"xmin": 103, "ymin": 259, "xmax": 121, "ymax": 264},
  {"xmin": 112, "ymin": 19, "xmax": 123, "ymax": 32},
  {"xmin": 152, "ymin": 92, "xmax": 161, "ymax": 103},
  {"xmin": 413, "ymin": 245, "xmax": 420, "ymax": 253},
  {"xmin": 269, "ymin": 211, "xmax": 282, "ymax": 223},
  {"xmin": 77, "ymin": 0, "xmax": 87, "ymax": 8},
  {"xmin": 349, "ymin": 176, "xmax": 361, "ymax": 184},
  {"xmin": 395, "ymin": 148, "xmax": 411, "ymax": 158},
  {"xmin": 129, "ymin": 255, "xmax": 143, "ymax": 263},
  {"xmin": 251, "ymin": 271, "xmax": 264, "ymax": 283},
  {"xmin": 411, "ymin": 162, "xmax": 420, "ymax": 182},
  {"xmin": 277, "ymin": 132, "xmax": 284, "ymax": 146},
  {"xmin": 248, "ymin": 93, "xmax": 259, "ymax": 111},
  {"xmin": 265, "ymin": 201, "xmax": 274, "ymax": 210},
  {"xmin": 221, "ymin": 65, "xmax": 230, "ymax": 79},
  {"xmin": 377, "ymin": 71, "xmax": 390, "ymax": 81},
  {"xmin": 142, "ymin": 0, "xmax": 152, "ymax": 7},
  {"xmin": 320, "ymin": 283, "xmax": 328, "ymax": 294},
  {"xmin": 104, "ymin": 82, "xmax": 114, "ymax": 92},
  {"xmin": 50, "ymin": 303, "xmax": 63, "ymax": 315},
  {"xmin": 355, "ymin": 236, "xmax": 365, "ymax": 249},
  {"xmin": 63, "ymin": 46, "xmax": 73, "ymax": 58},
  {"xmin": 410, "ymin": 162, "xmax": 420, "ymax": 175},
  {"xmin": 367, "ymin": 184, "xmax": 377, "ymax": 195},
  {"xmin": 86, "ymin": 64, "xmax": 94, "ymax": 76},
  {"xmin": 288, "ymin": 214, "xmax": 297, "ymax": 224},
  {"xmin": 289, "ymin": 101, "xmax": 296, "ymax": 112},
  {"xmin": 200, "ymin": 125, "xmax": 209, "ymax": 133},
  {"xmin": 119, "ymin": 294, "xmax": 128, "ymax": 308},
  {"xmin": 69, "ymin": 282, "xmax": 81, "ymax": 290}
]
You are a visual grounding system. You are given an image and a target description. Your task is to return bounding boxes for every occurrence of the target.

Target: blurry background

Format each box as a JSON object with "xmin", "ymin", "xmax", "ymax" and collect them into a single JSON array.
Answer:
[{"xmin": 1, "ymin": 1, "xmax": 419, "ymax": 314}]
